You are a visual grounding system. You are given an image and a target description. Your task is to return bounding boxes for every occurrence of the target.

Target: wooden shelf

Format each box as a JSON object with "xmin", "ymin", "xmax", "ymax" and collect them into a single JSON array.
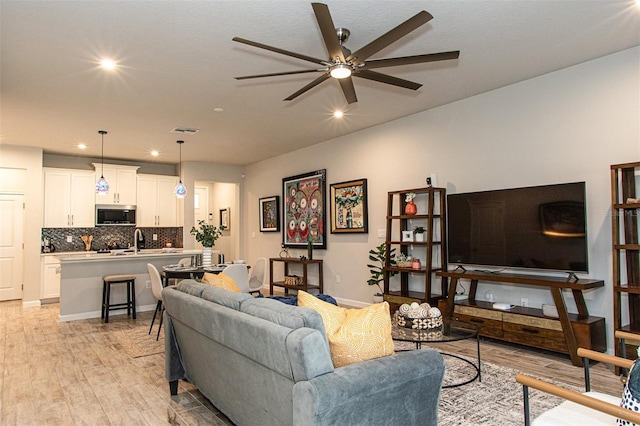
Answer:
[{"xmin": 268, "ymin": 258, "xmax": 323, "ymax": 296}]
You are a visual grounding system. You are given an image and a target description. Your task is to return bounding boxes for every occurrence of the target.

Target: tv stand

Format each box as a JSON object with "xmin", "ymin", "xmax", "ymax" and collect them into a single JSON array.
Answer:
[{"xmin": 436, "ymin": 270, "xmax": 606, "ymax": 366}]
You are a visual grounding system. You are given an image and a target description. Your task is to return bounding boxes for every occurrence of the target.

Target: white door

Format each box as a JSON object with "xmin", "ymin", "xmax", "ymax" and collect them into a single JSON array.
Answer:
[
  {"xmin": 194, "ymin": 186, "xmax": 209, "ymax": 225},
  {"xmin": 0, "ymin": 194, "xmax": 24, "ymax": 300}
]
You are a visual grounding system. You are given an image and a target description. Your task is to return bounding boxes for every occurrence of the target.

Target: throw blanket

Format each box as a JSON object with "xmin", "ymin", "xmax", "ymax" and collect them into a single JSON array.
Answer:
[{"xmin": 269, "ymin": 294, "xmax": 338, "ymax": 306}]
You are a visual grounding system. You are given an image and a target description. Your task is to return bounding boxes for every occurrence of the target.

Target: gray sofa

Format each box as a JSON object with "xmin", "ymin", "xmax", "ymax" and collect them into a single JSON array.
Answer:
[{"xmin": 163, "ymin": 280, "xmax": 445, "ymax": 426}]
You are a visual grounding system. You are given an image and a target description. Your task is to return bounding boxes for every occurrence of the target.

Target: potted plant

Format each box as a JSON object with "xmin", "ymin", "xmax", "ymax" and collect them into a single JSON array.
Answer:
[
  {"xmin": 414, "ymin": 226, "xmax": 426, "ymax": 242},
  {"xmin": 367, "ymin": 243, "xmax": 395, "ymax": 303},
  {"xmin": 190, "ymin": 220, "xmax": 225, "ymax": 266}
]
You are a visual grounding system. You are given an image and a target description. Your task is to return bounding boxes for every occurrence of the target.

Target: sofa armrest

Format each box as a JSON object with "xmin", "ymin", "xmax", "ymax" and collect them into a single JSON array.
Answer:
[{"xmin": 293, "ymin": 349, "xmax": 444, "ymax": 426}]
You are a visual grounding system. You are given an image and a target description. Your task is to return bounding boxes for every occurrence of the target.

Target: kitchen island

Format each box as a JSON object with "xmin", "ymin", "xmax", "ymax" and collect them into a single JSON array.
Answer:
[{"xmin": 57, "ymin": 249, "xmax": 201, "ymax": 322}]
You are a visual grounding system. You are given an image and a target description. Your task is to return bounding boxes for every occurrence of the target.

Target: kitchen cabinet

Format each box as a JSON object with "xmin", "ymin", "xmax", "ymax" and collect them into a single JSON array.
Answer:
[
  {"xmin": 41, "ymin": 255, "xmax": 61, "ymax": 299},
  {"xmin": 137, "ymin": 174, "xmax": 179, "ymax": 226},
  {"xmin": 43, "ymin": 168, "xmax": 95, "ymax": 227},
  {"xmin": 92, "ymin": 164, "xmax": 139, "ymax": 205}
]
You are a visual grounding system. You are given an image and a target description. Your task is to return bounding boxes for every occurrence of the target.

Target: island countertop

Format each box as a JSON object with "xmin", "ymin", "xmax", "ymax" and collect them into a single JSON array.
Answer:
[{"xmin": 58, "ymin": 249, "xmax": 204, "ymax": 322}]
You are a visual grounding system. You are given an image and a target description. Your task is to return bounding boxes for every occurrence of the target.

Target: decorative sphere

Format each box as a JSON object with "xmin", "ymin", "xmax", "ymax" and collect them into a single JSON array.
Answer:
[
  {"xmin": 399, "ymin": 304, "xmax": 411, "ymax": 315},
  {"xmin": 410, "ymin": 302, "xmax": 420, "ymax": 309},
  {"xmin": 428, "ymin": 307, "xmax": 442, "ymax": 318},
  {"xmin": 420, "ymin": 303, "xmax": 431, "ymax": 311}
]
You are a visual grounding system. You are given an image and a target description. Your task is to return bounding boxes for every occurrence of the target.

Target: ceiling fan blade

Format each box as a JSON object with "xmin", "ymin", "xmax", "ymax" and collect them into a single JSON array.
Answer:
[
  {"xmin": 338, "ymin": 77, "xmax": 358, "ymax": 104},
  {"xmin": 284, "ymin": 74, "xmax": 331, "ymax": 101},
  {"xmin": 233, "ymin": 37, "xmax": 326, "ymax": 65},
  {"xmin": 355, "ymin": 69, "xmax": 422, "ymax": 90},
  {"xmin": 312, "ymin": 3, "xmax": 345, "ymax": 62},
  {"xmin": 347, "ymin": 10, "xmax": 433, "ymax": 64},
  {"xmin": 235, "ymin": 69, "xmax": 322, "ymax": 80},
  {"xmin": 364, "ymin": 51, "xmax": 460, "ymax": 69}
]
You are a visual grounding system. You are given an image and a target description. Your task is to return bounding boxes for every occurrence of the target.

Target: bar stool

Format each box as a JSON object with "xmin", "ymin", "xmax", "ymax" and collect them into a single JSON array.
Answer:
[{"xmin": 101, "ymin": 274, "xmax": 136, "ymax": 323}]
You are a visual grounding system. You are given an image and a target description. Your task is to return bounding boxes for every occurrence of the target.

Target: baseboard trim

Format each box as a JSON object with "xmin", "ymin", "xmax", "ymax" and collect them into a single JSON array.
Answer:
[
  {"xmin": 58, "ymin": 303, "xmax": 157, "ymax": 322},
  {"xmin": 22, "ymin": 300, "xmax": 41, "ymax": 308}
]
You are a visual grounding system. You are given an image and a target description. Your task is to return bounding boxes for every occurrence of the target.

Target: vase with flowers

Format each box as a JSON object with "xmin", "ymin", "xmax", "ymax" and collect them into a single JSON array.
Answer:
[
  {"xmin": 190, "ymin": 220, "xmax": 225, "ymax": 266},
  {"xmin": 405, "ymin": 192, "xmax": 417, "ymax": 215}
]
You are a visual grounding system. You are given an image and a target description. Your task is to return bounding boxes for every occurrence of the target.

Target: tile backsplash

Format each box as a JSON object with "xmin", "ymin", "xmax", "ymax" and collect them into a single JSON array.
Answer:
[{"xmin": 42, "ymin": 227, "xmax": 183, "ymax": 253}]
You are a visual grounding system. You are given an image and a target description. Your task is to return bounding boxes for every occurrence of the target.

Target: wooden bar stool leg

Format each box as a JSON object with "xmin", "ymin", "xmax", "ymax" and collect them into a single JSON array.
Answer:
[
  {"xmin": 126, "ymin": 281, "xmax": 131, "ymax": 317},
  {"xmin": 104, "ymin": 281, "xmax": 111, "ymax": 323},
  {"xmin": 131, "ymin": 280, "xmax": 136, "ymax": 319}
]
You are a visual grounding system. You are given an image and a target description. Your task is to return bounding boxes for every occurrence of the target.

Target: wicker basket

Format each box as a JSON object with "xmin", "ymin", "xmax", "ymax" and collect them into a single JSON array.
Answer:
[
  {"xmin": 395, "ymin": 311, "xmax": 443, "ymax": 330},
  {"xmin": 396, "ymin": 261, "xmax": 413, "ymax": 268},
  {"xmin": 284, "ymin": 275, "xmax": 303, "ymax": 285}
]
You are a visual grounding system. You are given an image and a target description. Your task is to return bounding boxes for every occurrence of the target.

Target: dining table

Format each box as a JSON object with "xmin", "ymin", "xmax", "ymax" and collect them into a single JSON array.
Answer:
[{"xmin": 161, "ymin": 263, "xmax": 250, "ymax": 287}]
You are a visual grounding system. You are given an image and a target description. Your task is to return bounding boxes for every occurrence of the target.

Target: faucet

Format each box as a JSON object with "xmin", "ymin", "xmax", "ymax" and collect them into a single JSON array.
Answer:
[{"xmin": 133, "ymin": 228, "xmax": 142, "ymax": 254}]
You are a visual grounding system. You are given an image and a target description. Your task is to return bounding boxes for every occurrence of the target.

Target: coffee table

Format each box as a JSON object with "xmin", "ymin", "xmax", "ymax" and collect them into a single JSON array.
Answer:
[{"xmin": 391, "ymin": 317, "xmax": 481, "ymax": 388}]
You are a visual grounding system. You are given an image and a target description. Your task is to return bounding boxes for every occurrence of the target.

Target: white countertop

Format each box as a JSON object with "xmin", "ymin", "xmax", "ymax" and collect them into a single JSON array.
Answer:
[{"xmin": 57, "ymin": 249, "xmax": 201, "ymax": 263}]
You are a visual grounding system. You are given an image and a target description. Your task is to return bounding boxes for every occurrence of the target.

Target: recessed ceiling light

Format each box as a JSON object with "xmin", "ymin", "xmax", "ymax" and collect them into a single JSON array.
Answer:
[
  {"xmin": 100, "ymin": 59, "xmax": 117, "ymax": 70},
  {"xmin": 77, "ymin": 143, "xmax": 87, "ymax": 149},
  {"xmin": 171, "ymin": 127, "xmax": 199, "ymax": 135},
  {"xmin": 333, "ymin": 110, "xmax": 344, "ymax": 118},
  {"xmin": 214, "ymin": 107, "xmax": 224, "ymax": 113},
  {"xmin": 151, "ymin": 150, "xmax": 159, "ymax": 157}
]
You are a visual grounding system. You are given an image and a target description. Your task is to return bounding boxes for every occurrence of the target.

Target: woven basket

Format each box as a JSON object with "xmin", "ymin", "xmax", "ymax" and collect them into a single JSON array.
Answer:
[
  {"xmin": 396, "ymin": 261, "xmax": 413, "ymax": 268},
  {"xmin": 284, "ymin": 275, "xmax": 303, "ymax": 285},
  {"xmin": 395, "ymin": 313, "xmax": 443, "ymax": 330}
]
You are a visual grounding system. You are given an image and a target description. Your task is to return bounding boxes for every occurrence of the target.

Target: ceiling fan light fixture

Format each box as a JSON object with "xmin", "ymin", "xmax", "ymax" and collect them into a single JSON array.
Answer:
[{"xmin": 330, "ymin": 64, "xmax": 352, "ymax": 79}]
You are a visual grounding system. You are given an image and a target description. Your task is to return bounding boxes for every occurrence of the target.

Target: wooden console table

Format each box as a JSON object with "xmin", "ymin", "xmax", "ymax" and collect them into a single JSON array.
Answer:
[
  {"xmin": 437, "ymin": 270, "xmax": 605, "ymax": 366},
  {"xmin": 269, "ymin": 258, "xmax": 323, "ymax": 295}
]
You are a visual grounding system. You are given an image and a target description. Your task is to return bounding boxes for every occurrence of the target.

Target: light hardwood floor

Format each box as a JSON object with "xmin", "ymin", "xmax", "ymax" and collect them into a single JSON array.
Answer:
[{"xmin": 0, "ymin": 299, "xmax": 624, "ymax": 425}]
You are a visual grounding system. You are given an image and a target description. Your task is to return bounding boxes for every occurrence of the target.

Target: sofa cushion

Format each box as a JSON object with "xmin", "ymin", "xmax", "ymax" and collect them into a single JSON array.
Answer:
[
  {"xmin": 298, "ymin": 290, "xmax": 395, "ymax": 368},
  {"xmin": 200, "ymin": 285, "xmax": 252, "ymax": 310},
  {"xmin": 202, "ymin": 272, "xmax": 241, "ymax": 293},
  {"xmin": 241, "ymin": 297, "xmax": 329, "ymax": 348},
  {"xmin": 175, "ymin": 279, "xmax": 208, "ymax": 297}
]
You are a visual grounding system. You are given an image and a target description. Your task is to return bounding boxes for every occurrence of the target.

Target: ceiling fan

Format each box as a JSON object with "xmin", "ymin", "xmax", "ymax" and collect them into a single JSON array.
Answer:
[{"xmin": 232, "ymin": 2, "xmax": 460, "ymax": 104}]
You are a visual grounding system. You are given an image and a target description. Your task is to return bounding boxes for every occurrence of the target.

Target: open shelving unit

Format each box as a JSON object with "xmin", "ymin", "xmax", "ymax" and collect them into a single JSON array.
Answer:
[
  {"xmin": 611, "ymin": 161, "xmax": 640, "ymax": 361},
  {"xmin": 382, "ymin": 187, "xmax": 448, "ymax": 312}
]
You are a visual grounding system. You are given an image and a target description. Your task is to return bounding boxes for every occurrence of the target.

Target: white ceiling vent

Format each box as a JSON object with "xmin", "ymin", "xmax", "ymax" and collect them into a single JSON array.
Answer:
[{"xmin": 171, "ymin": 127, "xmax": 200, "ymax": 135}]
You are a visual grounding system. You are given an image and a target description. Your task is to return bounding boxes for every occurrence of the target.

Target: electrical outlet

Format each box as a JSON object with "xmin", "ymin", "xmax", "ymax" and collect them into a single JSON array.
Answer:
[
  {"xmin": 146, "ymin": 280, "xmax": 151, "ymax": 289},
  {"xmin": 66, "ymin": 236, "xmax": 73, "ymax": 242},
  {"xmin": 153, "ymin": 234, "xmax": 158, "ymax": 241},
  {"xmin": 335, "ymin": 274, "xmax": 341, "ymax": 283},
  {"xmin": 520, "ymin": 297, "xmax": 528, "ymax": 307}
]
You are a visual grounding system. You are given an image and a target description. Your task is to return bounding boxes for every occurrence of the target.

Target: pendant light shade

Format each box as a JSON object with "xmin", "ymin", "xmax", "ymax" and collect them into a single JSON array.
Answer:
[
  {"xmin": 96, "ymin": 130, "xmax": 109, "ymax": 195},
  {"xmin": 174, "ymin": 140, "xmax": 187, "ymax": 198}
]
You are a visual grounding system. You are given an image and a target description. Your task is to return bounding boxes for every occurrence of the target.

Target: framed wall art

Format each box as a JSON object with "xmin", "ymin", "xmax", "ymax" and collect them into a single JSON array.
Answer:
[
  {"xmin": 282, "ymin": 169, "xmax": 326, "ymax": 248},
  {"xmin": 219, "ymin": 207, "xmax": 230, "ymax": 229},
  {"xmin": 330, "ymin": 178, "xmax": 368, "ymax": 234},
  {"xmin": 259, "ymin": 196, "xmax": 280, "ymax": 232}
]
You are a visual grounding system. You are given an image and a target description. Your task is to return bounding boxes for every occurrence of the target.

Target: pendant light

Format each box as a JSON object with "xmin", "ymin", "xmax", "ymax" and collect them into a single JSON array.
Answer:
[
  {"xmin": 174, "ymin": 140, "xmax": 187, "ymax": 198},
  {"xmin": 95, "ymin": 130, "xmax": 109, "ymax": 195}
]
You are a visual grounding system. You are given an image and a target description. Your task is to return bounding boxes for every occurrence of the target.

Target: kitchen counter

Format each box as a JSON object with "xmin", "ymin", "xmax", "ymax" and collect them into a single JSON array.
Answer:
[{"xmin": 58, "ymin": 249, "xmax": 201, "ymax": 322}]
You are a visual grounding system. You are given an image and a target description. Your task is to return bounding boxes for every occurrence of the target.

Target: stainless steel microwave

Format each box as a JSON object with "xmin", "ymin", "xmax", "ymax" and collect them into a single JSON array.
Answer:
[{"xmin": 95, "ymin": 205, "xmax": 136, "ymax": 226}]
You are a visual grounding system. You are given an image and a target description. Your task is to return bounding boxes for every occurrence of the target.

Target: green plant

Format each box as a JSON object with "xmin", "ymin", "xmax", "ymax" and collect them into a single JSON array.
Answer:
[
  {"xmin": 413, "ymin": 226, "xmax": 425, "ymax": 234},
  {"xmin": 367, "ymin": 243, "xmax": 396, "ymax": 295},
  {"xmin": 190, "ymin": 220, "xmax": 225, "ymax": 247}
]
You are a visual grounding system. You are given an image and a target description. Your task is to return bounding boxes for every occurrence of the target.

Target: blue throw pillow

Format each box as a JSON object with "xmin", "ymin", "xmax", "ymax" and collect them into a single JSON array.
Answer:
[
  {"xmin": 268, "ymin": 294, "xmax": 338, "ymax": 306},
  {"xmin": 618, "ymin": 358, "xmax": 640, "ymax": 425}
]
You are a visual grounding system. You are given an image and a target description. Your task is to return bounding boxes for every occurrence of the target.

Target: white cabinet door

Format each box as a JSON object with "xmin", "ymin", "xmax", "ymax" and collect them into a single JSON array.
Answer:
[
  {"xmin": 136, "ymin": 175, "xmax": 159, "ymax": 226},
  {"xmin": 136, "ymin": 174, "xmax": 179, "ymax": 227},
  {"xmin": 41, "ymin": 256, "xmax": 61, "ymax": 299},
  {"xmin": 69, "ymin": 172, "xmax": 96, "ymax": 227},
  {"xmin": 157, "ymin": 176, "xmax": 178, "ymax": 226},
  {"xmin": 94, "ymin": 164, "xmax": 139, "ymax": 205},
  {"xmin": 44, "ymin": 170, "xmax": 72, "ymax": 227}
]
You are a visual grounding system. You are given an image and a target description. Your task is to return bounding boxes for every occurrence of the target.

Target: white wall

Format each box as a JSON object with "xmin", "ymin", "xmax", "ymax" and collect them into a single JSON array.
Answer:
[
  {"xmin": 0, "ymin": 144, "xmax": 44, "ymax": 305},
  {"xmin": 244, "ymin": 47, "xmax": 640, "ymax": 351}
]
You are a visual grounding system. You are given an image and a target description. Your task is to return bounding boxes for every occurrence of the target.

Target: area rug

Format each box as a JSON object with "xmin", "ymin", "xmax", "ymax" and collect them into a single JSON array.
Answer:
[
  {"xmin": 115, "ymin": 326, "xmax": 165, "ymax": 358},
  {"xmin": 394, "ymin": 342, "xmax": 580, "ymax": 425}
]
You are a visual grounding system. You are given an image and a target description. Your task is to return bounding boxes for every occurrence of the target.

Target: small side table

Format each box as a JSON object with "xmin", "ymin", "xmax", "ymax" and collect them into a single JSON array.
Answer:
[{"xmin": 269, "ymin": 257, "xmax": 323, "ymax": 295}]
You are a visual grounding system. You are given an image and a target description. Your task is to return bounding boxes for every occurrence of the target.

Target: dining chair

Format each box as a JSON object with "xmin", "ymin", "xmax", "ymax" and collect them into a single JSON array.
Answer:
[
  {"xmin": 248, "ymin": 257, "xmax": 267, "ymax": 295},
  {"xmin": 147, "ymin": 263, "xmax": 164, "ymax": 340},
  {"xmin": 178, "ymin": 257, "xmax": 191, "ymax": 266},
  {"xmin": 222, "ymin": 264, "xmax": 251, "ymax": 293}
]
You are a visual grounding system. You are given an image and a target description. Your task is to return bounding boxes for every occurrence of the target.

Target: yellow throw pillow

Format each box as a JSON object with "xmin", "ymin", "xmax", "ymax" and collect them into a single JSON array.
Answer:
[
  {"xmin": 202, "ymin": 272, "xmax": 241, "ymax": 293},
  {"xmin": 298, "ymin": 290, "xmax": 394, "ymax": 368}
]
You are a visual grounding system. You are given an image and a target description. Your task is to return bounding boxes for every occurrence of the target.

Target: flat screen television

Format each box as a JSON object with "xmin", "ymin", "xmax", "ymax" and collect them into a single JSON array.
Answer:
[{"xmin": 447, "ymin": 182, "xmax": 588, "ymax": 273}]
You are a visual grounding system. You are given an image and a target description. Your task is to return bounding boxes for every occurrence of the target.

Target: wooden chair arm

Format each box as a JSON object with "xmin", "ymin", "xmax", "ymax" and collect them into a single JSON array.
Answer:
[
  {"xmin": 515, "ymin": 373, "xmax": 640, "ymax": 424},
  {"xmin": 576, "ymin": 348, "xmax": 635, "ymax": 370}
]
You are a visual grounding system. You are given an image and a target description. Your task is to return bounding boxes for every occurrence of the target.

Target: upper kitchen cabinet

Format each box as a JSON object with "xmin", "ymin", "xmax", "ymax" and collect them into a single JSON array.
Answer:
[
  {"xmin": 92, "ymin": 164, "xmax": 139, "ymax": 205},
  {"xmin": 137, "ymin": 174, "xmax": 179, "ymax": 227},
  {"xmin": 43, "ymin": 168, "xmax": 95, "ymax": 228}
]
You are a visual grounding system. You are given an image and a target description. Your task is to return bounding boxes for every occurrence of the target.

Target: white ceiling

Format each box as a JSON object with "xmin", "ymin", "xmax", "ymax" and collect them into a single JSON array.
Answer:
[{"xmin": 2, "ymin": 1, "xmax": 639, "ymax": 166}]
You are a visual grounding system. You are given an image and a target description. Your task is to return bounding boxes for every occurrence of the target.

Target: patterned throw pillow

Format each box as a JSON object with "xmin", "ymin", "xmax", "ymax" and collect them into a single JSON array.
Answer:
[
  {"xmin": 618, "ymin": 358, "xmax": 640, "ymax": 426},
  {"xmin": 297, "ymin": 290, "xmax": 394, "ymax": 368},
  {"xmin": 201, "ymin": 272, "xmax": 241, "ymax": 293}
]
